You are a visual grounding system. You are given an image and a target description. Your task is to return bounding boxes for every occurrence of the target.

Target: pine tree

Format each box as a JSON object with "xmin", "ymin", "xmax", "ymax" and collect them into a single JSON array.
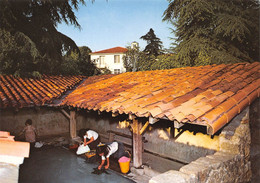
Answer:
[
  {"xmin": 163, "ymin": 0, "xmax": 259, "ymax": 66},
  {"xmin": 140, "ymin": 28, "xmax": 163, "ymax": 56},
  {"xmin": 0, "ymin": 0, "xmax": 88, "ymax": 77}
]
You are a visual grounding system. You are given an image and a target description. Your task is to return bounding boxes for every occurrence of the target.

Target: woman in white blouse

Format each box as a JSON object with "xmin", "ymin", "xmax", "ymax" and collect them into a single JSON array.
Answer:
[
  {"xmin": 83, "ymin": 129, "xmax": 100, "ymax": 150},
  {"xmin": 96, "ymin": 141, "xmax": 130, "ymax": 170}
]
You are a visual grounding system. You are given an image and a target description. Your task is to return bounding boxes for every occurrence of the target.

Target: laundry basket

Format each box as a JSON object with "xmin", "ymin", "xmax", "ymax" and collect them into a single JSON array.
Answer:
[{"xmin": 118, "ymin": 156, "xmax": 130, "ymax": 174}]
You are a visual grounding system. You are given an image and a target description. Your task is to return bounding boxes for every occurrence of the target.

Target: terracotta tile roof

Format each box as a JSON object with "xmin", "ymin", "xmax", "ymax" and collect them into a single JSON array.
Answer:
[
  {"xmin": 90, "ymin": 47, "xmax": 128, "ymax": 54},
  {"xmin": 0, "ymin": 75, "xmax": 84, "ymax": 109},
  {"xmin": 61, "ymin": 62, "xmax": 260, "ymax": 135}
]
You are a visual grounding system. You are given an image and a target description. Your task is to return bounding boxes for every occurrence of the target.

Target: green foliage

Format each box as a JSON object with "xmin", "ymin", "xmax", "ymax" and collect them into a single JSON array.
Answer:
[
  {"xmin": 150, "ymin": 54, "xmax": 181, "ymax": 70},
  {"xmin": 140, "ymin": 28, "xmax": 163, "ymax": 56},
  {"xmin": 163, "ymin": 0, "xmax": 259, "ymax": 66},
  {"xmin": 137, "ymin": 54, "xmax": 182, "ymax": 71},
  {"xmin": 62, "ymin": 46, "xmax": 99, "ymax": 76},
  {"xmin": 124, "ymin": 45, "xmax": 181, "ymax": 71},
  {"xmin": 123, "ymin": 46, "xmax": 140, "ymax": 72},
  {"xmin": 99, "ymin": 67, "xmax": 111, "ymax": 75},
  {"xmin": 59, "ymin": 57, "xmax": 81, "ymax": 76},
  {"xmin": 0, "ymin": 0, "xmax": 88, "ymax": 77},
  {"xmin": 0, "ymin": 29, "xmax": 44, "ymax": 77},
  {"xmin": 136, "ymin": 55, "xmax": 154, "ymax": 71},
  {"xmin": 123, "ymin": 46, "xmax": 151, "ymax": 71}
]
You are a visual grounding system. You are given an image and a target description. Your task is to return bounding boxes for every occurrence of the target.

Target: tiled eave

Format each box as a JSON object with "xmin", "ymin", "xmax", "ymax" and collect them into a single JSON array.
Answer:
[
  {"xmin": 0, "ymin": 75, "xmax": 85, "ymax": 109},
  {"xmin": 61, "ymin": 62, "xmax": 260, "ymax": 135},
  {"xmin": 90, "ymin": 47, "xmax": 128, "ymax": 54}
]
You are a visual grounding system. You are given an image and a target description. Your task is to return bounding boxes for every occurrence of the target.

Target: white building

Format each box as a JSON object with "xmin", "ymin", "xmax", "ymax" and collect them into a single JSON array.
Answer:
[{"xmin": 90, "ymin": 47, "xmax": 128, "ymax": 74}]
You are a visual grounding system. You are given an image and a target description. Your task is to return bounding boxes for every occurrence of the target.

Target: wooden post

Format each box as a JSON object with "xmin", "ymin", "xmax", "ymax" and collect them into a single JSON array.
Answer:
[
  {"xmin": 132, "ymin": 118, "xmax": 142, "ymax": 168},
  {"xmin": 70, "ymin": 111, "xmax": 77, "ymax": 139},
  {"xmin": 108, "ymin": 132, "xmax": 115, "ymax": 142}
]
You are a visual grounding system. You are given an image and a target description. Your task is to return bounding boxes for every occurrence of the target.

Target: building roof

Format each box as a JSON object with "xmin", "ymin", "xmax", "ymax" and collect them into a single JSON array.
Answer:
[
  {"xmin": 90, "ymin": 47, "xmax": 128, "ymax": 54},
  {"xmin": 61, "ymin": 62, "xmax": 260, "ymax": 135},
  {"xmin": 0, "ymin": 75, "xmax": 84, "ymax": 109}
]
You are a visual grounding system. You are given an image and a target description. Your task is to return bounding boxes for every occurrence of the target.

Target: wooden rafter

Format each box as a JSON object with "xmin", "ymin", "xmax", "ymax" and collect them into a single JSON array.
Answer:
[
  {"xmin": 61, "ymin": 109, "xmax": 70, "ymax": 119},
  {"xmin": 139, "ymin": 121, "xmax": 149, "ymax": 135}
]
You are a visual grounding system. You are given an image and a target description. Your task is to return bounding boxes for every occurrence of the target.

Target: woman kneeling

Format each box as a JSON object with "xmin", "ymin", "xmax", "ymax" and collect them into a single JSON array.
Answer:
[{"xmin": 96, "ymin": 141, "xmax": 129, "ymax": 170}]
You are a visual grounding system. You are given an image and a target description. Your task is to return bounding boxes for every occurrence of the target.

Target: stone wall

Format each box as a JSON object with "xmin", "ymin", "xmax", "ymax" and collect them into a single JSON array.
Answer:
[
  {"xmin": 1, "ymin": 99, "xmax": 257, "ymax": 181},
  {"xmin": 249, "ymin": 98, "xmax": 260, "ymax": 183},
  {"xmin": 0, "ymin": 107, "xmax": 69, "ymax": 137},
  {"xmin": 0, "ymin": 107, "xmax": 217, "ymax": 168},
  {"xmin": 77, "ymin": 110, "xmax": 217, "ymax": 164},
  {"xmin": 150, "ymin": 152, "xmax": 250, "ymax": 183},
  {"xmin": 150, "ymin": 106, "xmax": 253, "ymax": 183}
]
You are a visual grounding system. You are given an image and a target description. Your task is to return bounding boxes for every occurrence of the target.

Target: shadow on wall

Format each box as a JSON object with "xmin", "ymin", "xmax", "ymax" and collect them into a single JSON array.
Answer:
[
  {"xmin": 77, "ymin": 110, "xmax": 221, "ymax": 151},
  {"xmin": 142, "ymin": 119, "xmax": 220, "ymax": 151}
]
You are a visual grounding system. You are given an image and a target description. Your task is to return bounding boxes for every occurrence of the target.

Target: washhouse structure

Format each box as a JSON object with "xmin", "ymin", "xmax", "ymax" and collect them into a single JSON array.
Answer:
[
  {"xmin": 0, "ymin": 75, "xmax": 85, "ymax": 182},
  {"xmin": 0, "ymin": 62, "xmax": 259, "ymax": 183}
]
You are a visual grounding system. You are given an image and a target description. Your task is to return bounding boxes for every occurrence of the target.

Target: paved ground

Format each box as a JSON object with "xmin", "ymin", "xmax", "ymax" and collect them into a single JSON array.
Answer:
[
  {"xmin": 19, "ymin": 146, "xmax": 135, "ymax": 183},
  {"xmin": 17, "ymin": 134, "xmax": 185, "ymax": 183}
]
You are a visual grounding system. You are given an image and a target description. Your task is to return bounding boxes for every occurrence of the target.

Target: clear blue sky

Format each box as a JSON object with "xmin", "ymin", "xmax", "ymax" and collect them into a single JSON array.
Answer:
[{"xmin": 57, "ymin": 0, "xmax": 172, "ymax": 52}]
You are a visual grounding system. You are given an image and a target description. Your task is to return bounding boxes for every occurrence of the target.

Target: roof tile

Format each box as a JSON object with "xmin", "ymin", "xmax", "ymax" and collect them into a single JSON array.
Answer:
[
  {"xmin": 60, "ymin": 62, "xmax": 260, "ymax": 134},
  {"xmin": 150, "ymin": 107, "xmax": 163, "ymax": 117},
  {"xmin": 91, "ymin": 47, "xmax": 128, "ymax": 54},
  {"xmin": 0, "ymin": 75, "xmax": 84, "ymax": 108}
]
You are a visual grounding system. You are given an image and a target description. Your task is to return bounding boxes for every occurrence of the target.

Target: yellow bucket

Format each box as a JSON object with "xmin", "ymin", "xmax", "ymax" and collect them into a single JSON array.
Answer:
[{"xmin": 118, "ymin": 157, "xmax": 130, "ymax": 174}]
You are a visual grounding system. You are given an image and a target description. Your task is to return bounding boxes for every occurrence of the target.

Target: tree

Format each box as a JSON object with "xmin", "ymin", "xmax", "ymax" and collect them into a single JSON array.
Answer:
[
  {"xmin": 123, "ymin": 45, "xmax": 139, "ymax": 72},
  {"xmin": 0, "ymin": 0, "xmax": 88, "ymax": 77},
  {"xmin": 150, "ymin": 54, "xmax": 181, "ymax": 70},
  {"xmin": 163, "ymin": 0, "xmax": 259, "ymax": 66},
  {"xmin": 61, "ymin": 46, "xmax": 99, "ymax": 76},
  {"xmin": 77, "ymin": 46, "xmax": 99, "ymax": 76},
  {"xmin": 123, "ymin": 46, "xmax": 150, "ymax": 72},
  {"xmin": 0, "ymin": 29, "xmax": 43, "ymax": 77},
  {"xmin": 140, "ymin": 28, "xmax": 163, "ymax": 56}
]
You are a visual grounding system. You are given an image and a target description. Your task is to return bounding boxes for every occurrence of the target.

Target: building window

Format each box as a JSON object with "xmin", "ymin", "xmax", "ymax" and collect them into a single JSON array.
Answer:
[
  {"xmin": 100, "ymin": 56, "xmax": 105, "ymax": 65},
  {"xmin": 114, "ymin": 69, "xmax": 120, "ymax": 74},
  {"xmin": 114, "ymin": 55, "xmax": 120, "ymax": 63}
]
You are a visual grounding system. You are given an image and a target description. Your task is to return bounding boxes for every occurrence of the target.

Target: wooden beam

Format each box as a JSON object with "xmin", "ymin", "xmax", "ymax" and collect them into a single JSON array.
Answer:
[
  {"xmin": 129, "ymin": 114, "xmax": 136, "ymax": 120},
  {"xmin": 173, "ymin": 129, "xmax": 185, "ymax": 140},
  {"xmin": 140, "ymin": 121, "xmax": 149, "ymax": 135},
  {"xmin": 61, "ymin": 109, "xmax": 70, "ymax": 119},
  {"xmin": 132, "ymin": 118, "xmax": 142, "ymax": 168},
  {"xmin": 70, "ymin": 111, "xmax": 77, "ymax": 139}
]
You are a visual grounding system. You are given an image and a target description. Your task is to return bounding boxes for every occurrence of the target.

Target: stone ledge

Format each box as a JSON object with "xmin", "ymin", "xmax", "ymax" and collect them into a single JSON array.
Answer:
[
  {"xmin": 148, "ymin": 152, "xmax": 250, "ymax": 183},
  {"xmin": 130, "ymin": 165, "xmax": 161, "ymax": 178},
  {"xmin": 149, "ymin": 170, "xmax": 191, "ymax": 183}
]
